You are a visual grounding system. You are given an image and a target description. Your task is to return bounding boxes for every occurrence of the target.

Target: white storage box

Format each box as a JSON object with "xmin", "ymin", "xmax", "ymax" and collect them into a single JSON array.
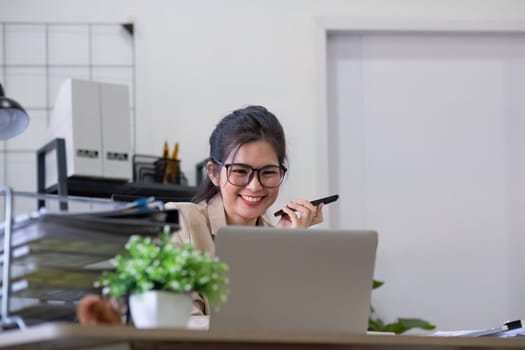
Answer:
[{"xmin": 46, "ymin": 78, "xmax": 131, "ymax": 188}]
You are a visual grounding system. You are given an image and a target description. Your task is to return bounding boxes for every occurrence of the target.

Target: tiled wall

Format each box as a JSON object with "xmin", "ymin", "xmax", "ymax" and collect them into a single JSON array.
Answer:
[{"xmin": 0, "ymin": 22, "xmax": 135, "ymax": 215}]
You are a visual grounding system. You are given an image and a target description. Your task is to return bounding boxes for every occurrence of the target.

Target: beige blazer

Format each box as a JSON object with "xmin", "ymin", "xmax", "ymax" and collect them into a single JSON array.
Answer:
[{"xmin": 164, "ymin": 194, "xmax": 271, "ymax": 314}]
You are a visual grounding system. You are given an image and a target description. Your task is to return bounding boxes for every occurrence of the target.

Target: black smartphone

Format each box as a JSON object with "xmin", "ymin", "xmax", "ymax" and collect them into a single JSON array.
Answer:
[{"xmin": 273, "ymin": 194, "xmax": 339, "ymax": 217}]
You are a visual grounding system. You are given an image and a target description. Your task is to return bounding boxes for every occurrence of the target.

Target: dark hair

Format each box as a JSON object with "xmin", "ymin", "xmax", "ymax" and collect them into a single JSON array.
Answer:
[{"xmin": 192, "ymin": 105, "xmax": 287, "ymax": 203}]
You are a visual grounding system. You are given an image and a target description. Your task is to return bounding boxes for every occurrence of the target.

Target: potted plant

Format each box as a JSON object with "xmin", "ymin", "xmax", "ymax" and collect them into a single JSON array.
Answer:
[
  {"xmin": 95, "ymin": 228, "xmax": 229, "ymax": 328},
  {"xmin": 368, "ymin": 280, "xmax": 436, "ymax": 334}
]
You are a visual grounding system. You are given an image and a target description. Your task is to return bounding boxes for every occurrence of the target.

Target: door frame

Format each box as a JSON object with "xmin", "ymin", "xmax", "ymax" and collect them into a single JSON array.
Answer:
[{"xmin": 315, "ymin": 17, "xmax": 525, "ymax": 204}]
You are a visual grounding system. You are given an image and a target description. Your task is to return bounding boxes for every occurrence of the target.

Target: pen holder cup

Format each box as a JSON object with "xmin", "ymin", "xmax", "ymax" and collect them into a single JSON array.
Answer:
[{"xmin": 154, "ymin": 158, "xmax": 182, "ymax": 184}]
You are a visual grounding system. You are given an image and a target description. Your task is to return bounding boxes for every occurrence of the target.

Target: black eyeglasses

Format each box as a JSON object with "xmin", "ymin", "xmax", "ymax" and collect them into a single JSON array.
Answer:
[{"xmin": 213, "ymin": 159, "xmax": 287, "ymax": 188}]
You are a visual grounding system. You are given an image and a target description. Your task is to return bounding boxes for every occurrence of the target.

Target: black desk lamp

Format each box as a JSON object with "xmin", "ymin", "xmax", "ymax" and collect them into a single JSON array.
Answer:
[{"xmin": 0, "ymin": 83, "xmax": 29, "ymax": 140}]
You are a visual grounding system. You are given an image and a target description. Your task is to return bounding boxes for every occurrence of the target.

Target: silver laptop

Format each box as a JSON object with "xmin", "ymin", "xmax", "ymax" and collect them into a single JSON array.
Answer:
[{"xmin": 210, "ymin": 226, "xmax": 378, "ymax": 333}]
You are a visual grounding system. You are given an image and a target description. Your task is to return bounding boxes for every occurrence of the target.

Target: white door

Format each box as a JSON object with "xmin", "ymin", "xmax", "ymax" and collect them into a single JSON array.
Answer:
[{"xmin": 327, "ymin": 32, "xmax": 525, "ymax": 330}]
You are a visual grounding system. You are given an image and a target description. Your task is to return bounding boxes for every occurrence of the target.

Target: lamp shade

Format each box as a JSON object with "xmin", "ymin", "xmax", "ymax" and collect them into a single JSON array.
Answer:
[{"xmin": 0, "ymin": 83, "xmax": 30, "ymax": 140}]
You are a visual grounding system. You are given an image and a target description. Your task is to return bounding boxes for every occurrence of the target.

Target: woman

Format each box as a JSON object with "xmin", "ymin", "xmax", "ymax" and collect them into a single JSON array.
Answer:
[
  {"xmin": 166, "ymin": 105, "xmax": 324, "ymax": 315},
  {"xmin": 166, "ymin": 105, "xmax": 324, "ymax": 255},
  {"xmin": 77, "ymin": 105, "xmax": 324, "ymax": 323}
]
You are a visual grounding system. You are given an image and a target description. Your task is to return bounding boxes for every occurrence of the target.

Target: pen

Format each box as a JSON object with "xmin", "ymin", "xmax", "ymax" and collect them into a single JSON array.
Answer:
[
  {"xmin": 171, "ymin": 142, "xmax": 179, "ymax": 160},
  {"xmin": 163, "ymin": 142, "xmax": 179, "ymax": 183},
  {"xmin": 162, "ymin": 141, "xmax": 169, "ymax": 158}
]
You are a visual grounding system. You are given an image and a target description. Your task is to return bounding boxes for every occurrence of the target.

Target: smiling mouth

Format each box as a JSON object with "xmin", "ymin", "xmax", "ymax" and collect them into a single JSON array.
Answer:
[{"xmin": 239, "ymin": 195, "xmax": 263, "ymax": 203}]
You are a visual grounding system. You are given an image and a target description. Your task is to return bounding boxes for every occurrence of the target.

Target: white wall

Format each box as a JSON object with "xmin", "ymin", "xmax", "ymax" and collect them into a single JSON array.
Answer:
[
  {"xmin": 1, "ymin": 0, "xmax": 525, "ymax": 331},
  {"xmin": 3, "ymin": 0, "xmax": 525, "ymax": 212}
]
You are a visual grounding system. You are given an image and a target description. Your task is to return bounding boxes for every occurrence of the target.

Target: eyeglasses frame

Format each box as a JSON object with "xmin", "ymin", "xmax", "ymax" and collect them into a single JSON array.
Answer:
[{"xmin": 212, "ymin": 159, "xmax": 287, "ymax": 188}]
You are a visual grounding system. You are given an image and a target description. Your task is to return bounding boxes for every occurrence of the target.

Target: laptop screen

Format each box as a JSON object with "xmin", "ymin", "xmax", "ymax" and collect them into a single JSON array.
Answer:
[{"xmin": 210, "ymin": 227, "xmax": 378, "ymax": 333}]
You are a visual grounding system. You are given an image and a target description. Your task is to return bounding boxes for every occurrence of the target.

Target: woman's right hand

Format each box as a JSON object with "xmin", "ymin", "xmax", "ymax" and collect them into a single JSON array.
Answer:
[{"xmin": 276, "ymin": 200, "xmax": 324, "ymax": 229}]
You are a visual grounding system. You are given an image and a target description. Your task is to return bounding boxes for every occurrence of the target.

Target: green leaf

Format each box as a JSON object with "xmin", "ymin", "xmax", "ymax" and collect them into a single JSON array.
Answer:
[
  {"xmin": 368, "ymin": 280, "xmax": 435, "ymax": 334},
  {"xmin": 380, "ymin": 322, "xmax": 409, "ymax": 334},
  {"xmin": 397, "ymin": 318, "xmax": 436, "ymax": 331},
  {"xmin": 372, "ymin": 280, "xmax": 384, "ymax": 289},
  {"xmin": 373, "ymin": 318, "xmax": 436, "ymax": 334},
  {"xmin": 368, "ymin": 318, "xmax": 384, "ymax": 331}
]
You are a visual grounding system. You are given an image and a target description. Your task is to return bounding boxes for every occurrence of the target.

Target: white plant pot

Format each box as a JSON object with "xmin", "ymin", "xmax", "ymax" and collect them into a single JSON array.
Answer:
[{"xmin": 129, "ymin": 290, "xmax": 192, "ymax": 329}]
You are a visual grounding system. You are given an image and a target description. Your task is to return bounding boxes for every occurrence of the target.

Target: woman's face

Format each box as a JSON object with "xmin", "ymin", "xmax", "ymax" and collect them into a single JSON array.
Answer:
[{"xmin": 209, "ymin": 140, "xmax": 281, "ymax": 226}]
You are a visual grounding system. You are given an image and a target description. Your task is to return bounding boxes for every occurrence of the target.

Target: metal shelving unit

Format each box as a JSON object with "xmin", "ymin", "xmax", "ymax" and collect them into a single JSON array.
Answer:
[
  {"xmin": 0, "ymin": 187, "xmax": 25, "ymax": 330},
  {"xmin": 0, "ymin": 188, "xmax": 179, "ymax": 330},
  {"xmin": 36, "ymin": 138, "xmax": 197, "ymax": 208}
]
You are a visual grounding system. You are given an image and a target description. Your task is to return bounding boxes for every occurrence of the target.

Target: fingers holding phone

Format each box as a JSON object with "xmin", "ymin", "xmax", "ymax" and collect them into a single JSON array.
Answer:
[
  {"xmin": 276, "ymin": 199, "xmax": 322, "ymax": 229},
  {"xmin": 274, "ymin": 194, "xmax": 338, "ymax": 228}
]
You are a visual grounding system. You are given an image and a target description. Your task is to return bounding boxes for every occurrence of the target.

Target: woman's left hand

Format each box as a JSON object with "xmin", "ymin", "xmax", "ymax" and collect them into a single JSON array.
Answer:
[{"xmin": 276, "ymin": 200, "xmax": 324, "ymax": 229}]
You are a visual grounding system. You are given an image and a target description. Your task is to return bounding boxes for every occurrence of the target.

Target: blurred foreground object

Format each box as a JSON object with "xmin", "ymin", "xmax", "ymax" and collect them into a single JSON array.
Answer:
[{"xmin": 76, "ymin": 295, "xmax": 123, "ymax": 325}]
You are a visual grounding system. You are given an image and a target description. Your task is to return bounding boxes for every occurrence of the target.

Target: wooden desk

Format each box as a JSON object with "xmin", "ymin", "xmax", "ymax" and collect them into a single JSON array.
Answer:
[{"xmin": 0, "ymin": 323, "xmax": 524, "ymax": 350}]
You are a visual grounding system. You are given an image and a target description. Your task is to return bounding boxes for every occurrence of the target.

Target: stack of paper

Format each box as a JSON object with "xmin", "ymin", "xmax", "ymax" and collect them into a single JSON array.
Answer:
[
  {"xmin": 433, "ymin": 320, "xmax": 525, "ymax": 338},
  {"xmin": 0, "ymin": 199, "xmax": 179, "ymax": 325}
]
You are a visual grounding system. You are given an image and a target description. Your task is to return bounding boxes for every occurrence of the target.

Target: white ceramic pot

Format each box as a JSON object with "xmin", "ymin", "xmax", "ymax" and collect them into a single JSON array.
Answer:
[{"xmin": 129, "ymin": 290, "xmax": 192, "ymax": 328}]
